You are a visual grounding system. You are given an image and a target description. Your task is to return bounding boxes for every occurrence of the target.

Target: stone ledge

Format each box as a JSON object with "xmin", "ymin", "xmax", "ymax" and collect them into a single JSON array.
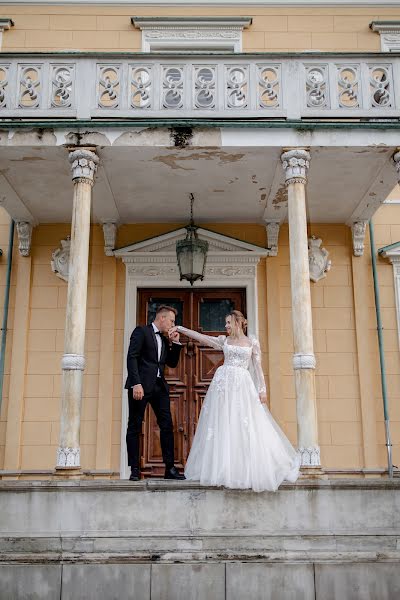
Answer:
[
  {"xmin": 0, "ymin": 477, "xmax": 399, "ymax": 492},
  {"xmin": 1, "ymin": 550, "xmax": 400, "ymax": 565},
  {"xmin": 1, "ymin": 478, "xmax": 399, "ymax": 570}
]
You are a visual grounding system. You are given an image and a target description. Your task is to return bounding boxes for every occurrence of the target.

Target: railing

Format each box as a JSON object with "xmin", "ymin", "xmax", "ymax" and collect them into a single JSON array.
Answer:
[{"xmin": 0, "ymin": 53, "xmax": 399, "ymax": 120}]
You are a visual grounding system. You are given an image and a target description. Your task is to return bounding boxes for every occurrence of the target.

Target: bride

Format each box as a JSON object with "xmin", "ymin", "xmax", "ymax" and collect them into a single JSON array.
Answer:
[{"xmin": 173, "ymin": 310, "xmax": 300, "ymax": 492}]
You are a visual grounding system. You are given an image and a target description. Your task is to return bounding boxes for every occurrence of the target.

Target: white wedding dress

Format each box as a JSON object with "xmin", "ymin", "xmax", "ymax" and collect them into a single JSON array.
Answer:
[{"xmin": 177, "ymin": 326, "xmax": 300, "ymax": 492}]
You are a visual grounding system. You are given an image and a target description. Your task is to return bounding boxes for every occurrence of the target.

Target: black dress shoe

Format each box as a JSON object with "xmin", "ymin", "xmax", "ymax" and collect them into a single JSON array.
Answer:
[
  {"xmin": 164, "ymin": 466, "xmax": 186, "ymax": 480},
  {"xmin": 129, "ymin": 467, "xmax": 140, "ymax": 481}
]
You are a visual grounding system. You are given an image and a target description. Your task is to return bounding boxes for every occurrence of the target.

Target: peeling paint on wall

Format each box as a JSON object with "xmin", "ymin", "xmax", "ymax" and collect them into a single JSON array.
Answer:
[{"xmin": 153, "ymin": 150, "xmax": 245, "ymax": 171}]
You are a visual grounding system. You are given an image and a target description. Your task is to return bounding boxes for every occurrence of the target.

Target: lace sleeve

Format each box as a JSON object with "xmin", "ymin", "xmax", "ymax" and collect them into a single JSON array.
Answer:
[
  {"xmin": 249, "ymin": 336, "xmax": 267, "ymax": 395},
  {"xmin": 176, "ymin": 326, "xmax": 225, "ymax": 350}
]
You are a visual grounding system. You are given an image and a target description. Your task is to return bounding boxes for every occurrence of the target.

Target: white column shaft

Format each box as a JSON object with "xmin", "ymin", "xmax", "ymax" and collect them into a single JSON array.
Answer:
[
  {"xmin": 288, "ymin": 183, "xmax": 318, "ymax": 450},
  {"xmin": 59, "ymin": 181, "xmax": 91, "ymax": 453},
  {"xmin": 282, "ymin": 148, "xmax": 320, "ymax": 467},
  {"xmin": 57, "ymin": 149, "xmax": 98, "ymax": 469},
  {"xmin": 288, "ymin": 183, "xmax": 314, "ymax": 355}
]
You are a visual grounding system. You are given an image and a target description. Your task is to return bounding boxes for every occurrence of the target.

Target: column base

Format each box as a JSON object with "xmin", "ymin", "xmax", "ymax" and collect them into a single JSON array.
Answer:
[
  {"xmin": 54, "ymin": 466, "xmax": 84, "ymax": 479},
  {"xmin": 299, "ymin": 465, "xmax": 328, "ymax": 479}
]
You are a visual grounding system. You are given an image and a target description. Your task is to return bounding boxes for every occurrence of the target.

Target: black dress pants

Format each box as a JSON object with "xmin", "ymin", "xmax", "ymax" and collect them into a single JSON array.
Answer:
[{"xmin": 126, "ymin": 379, "xmax": 174, "ymax": 469}]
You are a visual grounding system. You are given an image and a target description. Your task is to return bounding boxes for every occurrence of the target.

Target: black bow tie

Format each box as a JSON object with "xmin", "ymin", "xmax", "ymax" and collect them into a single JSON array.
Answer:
[{"xmin": 155, "ymin": 331, "xmax": 162, "ymax": 336}]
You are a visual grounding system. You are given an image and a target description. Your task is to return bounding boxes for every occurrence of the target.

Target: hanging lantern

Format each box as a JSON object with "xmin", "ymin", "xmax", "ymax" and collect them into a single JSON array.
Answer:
[{"xmin": 176, "ymin": 194, "xmax": 209, "ymax": 285}]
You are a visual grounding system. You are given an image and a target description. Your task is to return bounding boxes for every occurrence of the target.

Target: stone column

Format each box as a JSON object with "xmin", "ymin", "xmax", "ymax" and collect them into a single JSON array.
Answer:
[
  {"xmin": 281, "ymin": 149, "xmax": 320, "ymax": 468},
  {"xmin": 56, "ymin": 148, "xmax": 98, "ymax": 472}
]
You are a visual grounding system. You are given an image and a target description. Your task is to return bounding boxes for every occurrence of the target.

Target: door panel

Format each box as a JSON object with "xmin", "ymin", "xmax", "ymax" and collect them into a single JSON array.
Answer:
[{"xmin": 137, "ymin": 288, "xmax": 245, "ymax": 477}]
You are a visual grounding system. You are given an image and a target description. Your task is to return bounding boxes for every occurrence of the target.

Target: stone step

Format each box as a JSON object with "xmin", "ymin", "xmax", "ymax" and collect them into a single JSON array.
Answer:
[{"xmin": 0, "ymin": 479, "xmax": 399, "ymax": 599}]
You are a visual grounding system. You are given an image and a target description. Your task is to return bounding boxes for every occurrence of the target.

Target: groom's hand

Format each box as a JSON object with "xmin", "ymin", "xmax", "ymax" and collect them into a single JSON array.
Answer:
[
  {"xmin": 132, "ymin": 384, "xmax": 144, "ymax": 401},
  {"xmin": 168, "ymin": 327, "xmax": 180, "ymax": 343}
]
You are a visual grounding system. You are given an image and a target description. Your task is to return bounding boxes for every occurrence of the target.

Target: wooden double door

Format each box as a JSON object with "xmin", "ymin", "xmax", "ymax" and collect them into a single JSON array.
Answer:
[{"xmin": 138, "ymin": 288, "xmax": 246, "ymax": 477}]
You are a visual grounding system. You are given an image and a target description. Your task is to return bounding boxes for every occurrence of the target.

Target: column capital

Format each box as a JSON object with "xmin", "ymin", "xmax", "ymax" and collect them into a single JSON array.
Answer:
[
  {"xmin": 69, "ymin": 148, "xmax": 99, "ymax": 185},
  {"xmin": 281, "ymin": 148, "xmax": 310, "ymax": 185}
]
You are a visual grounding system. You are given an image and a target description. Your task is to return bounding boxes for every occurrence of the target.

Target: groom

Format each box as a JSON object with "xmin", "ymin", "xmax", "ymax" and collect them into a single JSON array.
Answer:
[{"xmin": 125, "ymin": 305, "xmax": 185, "ymax": 481}]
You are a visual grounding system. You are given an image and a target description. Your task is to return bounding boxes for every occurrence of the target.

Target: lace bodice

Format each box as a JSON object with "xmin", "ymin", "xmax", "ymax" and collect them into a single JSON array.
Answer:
[
  {"xmin": 176, "ymin": 326, "xmax": 267, "ymax": 395},
  {"xmin": 224, "ymin": 341, "xmax": 252, "ymax": 369}
]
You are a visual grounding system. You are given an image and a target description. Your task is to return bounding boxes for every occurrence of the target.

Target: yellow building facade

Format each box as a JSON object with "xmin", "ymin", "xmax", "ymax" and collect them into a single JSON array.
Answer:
[{"xmin": 0, "ymin": 0, "xmax": 399, "ymax": 481}]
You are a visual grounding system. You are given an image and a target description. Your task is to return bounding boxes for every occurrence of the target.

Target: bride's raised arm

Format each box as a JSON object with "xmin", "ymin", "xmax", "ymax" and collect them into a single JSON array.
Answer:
[
  {"xmin": 176, "ymin": 326, "xmax": 225, "ymax": 350},
  {"xmin": 249, "ymin": 336, "xmax": 267, "ymax": 397}
]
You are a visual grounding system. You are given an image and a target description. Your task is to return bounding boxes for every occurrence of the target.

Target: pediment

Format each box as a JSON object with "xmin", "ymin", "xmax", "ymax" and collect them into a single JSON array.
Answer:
[
  {"xmin": 379, "ymin": 241, "xmax": 400, "ymax": 262},
  {"xmin": 114, "ymin": 227, "xmax": 270, "ymax": 258}
]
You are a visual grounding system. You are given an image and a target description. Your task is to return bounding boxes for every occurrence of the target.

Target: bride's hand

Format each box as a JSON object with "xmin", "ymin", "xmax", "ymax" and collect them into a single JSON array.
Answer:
[
  {"xmin": 168, "ymin": 326, "xmax": 180, "ymax": 343},
  {"xmin": 259, "ymin": 393, "xmax": 267, "ymax": 405}
]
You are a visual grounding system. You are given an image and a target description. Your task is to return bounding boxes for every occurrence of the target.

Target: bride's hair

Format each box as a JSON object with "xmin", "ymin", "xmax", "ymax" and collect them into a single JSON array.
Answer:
[{"xmin": 227, "ymin": 310, "xmax": 248, "ymax": 336}]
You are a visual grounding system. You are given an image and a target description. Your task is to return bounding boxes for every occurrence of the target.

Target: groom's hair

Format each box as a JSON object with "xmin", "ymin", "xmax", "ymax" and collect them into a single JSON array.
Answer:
[{"xmin": 156, "ymin": 304, "xmax": 178, "ymax": 316}]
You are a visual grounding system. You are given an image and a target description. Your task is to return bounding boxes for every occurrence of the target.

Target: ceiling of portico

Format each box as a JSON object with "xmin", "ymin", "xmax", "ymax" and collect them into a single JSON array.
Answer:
[{"xmin": 0, "ymin": 144, "xmax": 396, "ymax": 225}]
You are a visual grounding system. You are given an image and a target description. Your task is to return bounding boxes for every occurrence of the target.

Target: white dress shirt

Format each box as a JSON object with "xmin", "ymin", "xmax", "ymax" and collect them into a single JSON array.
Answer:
[{"xmin": 152, "ymin": 322, "xmax": 162, "ymax": 376}]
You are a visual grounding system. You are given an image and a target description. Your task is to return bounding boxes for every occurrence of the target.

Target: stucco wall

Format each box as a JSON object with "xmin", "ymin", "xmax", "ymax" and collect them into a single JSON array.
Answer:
[
  {"xmin": 0, "ymin": 209, "xmax": 398, "ymax": 475},
  {"xmin": 1, "ymin": 4, "xmax": 399, "ymax": 53}
]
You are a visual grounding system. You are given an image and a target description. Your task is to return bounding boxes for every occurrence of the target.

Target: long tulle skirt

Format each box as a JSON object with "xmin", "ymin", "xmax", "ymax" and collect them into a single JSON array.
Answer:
[{"xmin": 184, "ymin": 365, "xmax": 300, "ymax": 492}]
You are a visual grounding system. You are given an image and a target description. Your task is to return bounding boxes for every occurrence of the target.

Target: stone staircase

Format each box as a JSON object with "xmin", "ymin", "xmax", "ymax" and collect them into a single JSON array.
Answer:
[{"xmin": 0, "ymin": 479, "xmax": 399, "ymax": 599}]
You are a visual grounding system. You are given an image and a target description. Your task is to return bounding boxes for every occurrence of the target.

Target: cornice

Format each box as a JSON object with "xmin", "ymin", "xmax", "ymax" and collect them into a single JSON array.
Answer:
[
  {"xmin": 132, "ymin": 17, "xmax": 252, "ymax": 29},
  {"xmin": 370, "ymin": 21, "xmax": 400, "ymax": 35},
  {"xmin": 2, "ymin": 1, "xmax": 400, "ymax": 6},
  {"xmin": 0, "ymin": 19, "xmax": 13, "ymax": 31}
]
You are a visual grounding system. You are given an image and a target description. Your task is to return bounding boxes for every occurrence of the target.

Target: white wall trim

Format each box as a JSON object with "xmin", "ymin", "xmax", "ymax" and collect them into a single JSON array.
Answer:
[
  {"xmin": 114, "ymin": 227, "xmax": 268, "ymax": 478},
  {"xmin": 371, "ymin": 21, "xmax": 400, "ymax": 52},
  {"xmin": 0, "ymin": 18, "xmax": 13, "ymax": 51},
  {"xmin": 132, "ymin": 16, "xmax": 251, "ymax": 53},
  {"xmin": 379, "ymin": 247, "xmax": 400, "ymax": 355}
]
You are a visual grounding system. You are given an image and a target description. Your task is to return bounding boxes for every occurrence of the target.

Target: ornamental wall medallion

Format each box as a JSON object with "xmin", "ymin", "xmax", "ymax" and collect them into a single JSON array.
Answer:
[
  {"xmin": 308, "ymin": 236, "xmax": 331, "ymax": 283},
  {"xmin": 51, "ymin": 237, "xmax": 71, "ymax": 282}
]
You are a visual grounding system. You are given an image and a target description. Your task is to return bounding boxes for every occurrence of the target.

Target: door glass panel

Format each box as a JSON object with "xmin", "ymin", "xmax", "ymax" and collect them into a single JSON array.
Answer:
[
  {"xmin": 199, "ymin": 299, "xmax": 234, "ymax": 332},
  {"xmin": 147, "ymin": 298, "xmax": 183, "ymax": 326}
]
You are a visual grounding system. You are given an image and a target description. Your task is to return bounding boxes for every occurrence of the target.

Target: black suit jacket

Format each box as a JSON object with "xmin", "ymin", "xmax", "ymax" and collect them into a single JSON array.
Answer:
[{"xmin": 125, "ymin": 324, "xmax": 182, "ymax": 393}]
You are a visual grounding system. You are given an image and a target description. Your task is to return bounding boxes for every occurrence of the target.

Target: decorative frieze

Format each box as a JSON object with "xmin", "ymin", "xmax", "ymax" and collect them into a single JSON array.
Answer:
[
  {"xmin": 51, "ymin": 237, "xmax": 71, "ymax": 282},
  {"xmin": 308, "ymin": 236, "xmax": 331, "ymax": 282},
  {"xmin": 16, "ymin": 221, "xmax": 33, "ymax": 257},
  {"xmin": 126, "ymin": 264, "xmax": 256, "ymax": 278},
  {"xmin": 206, "ymin": 266, "xmax": 255, "ymax": 277},
  {"xmin": 351, "ymin": 221, "xmax": 368, "ymax": 257}
]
